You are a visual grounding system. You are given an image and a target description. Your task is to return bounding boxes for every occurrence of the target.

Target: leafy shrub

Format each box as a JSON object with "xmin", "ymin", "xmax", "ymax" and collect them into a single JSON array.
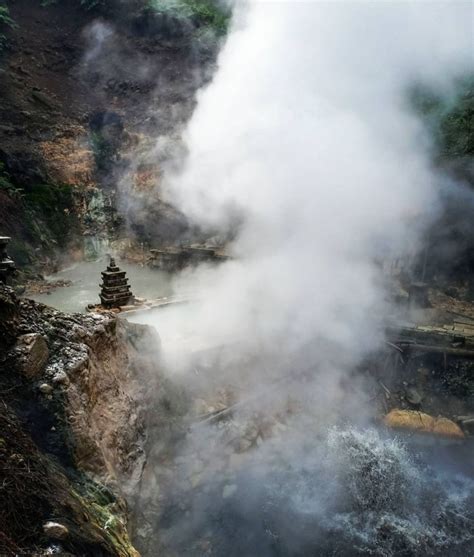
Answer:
[
  {"xmin": 90, "ymin": 130, "xmax": 116, "ymax": 171},
  {"xmin": 25, "ymin": 183, "xmax": 78, "ymax": 248},
  {"xmin": 0, "ymin": 4, "xmax": 14, "ymax": 26},
  {"xmin": 411, "ymin": 76, "xmax": 474, "ymax": 160},
  {"xmin": 0, "ymin": 162, "xmax": 23, "ymax": 198},
  {"xmin": 40, "ymin": 0, "xmax": 108, "ymax": 11},
  {"xmin": 147, "ymin": 0, "xmax": 230, "ymax": 34}
]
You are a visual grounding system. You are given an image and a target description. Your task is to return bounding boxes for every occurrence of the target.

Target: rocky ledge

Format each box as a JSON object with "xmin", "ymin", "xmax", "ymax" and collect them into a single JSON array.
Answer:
[{"xmin": 0, "ymin": 284, "xmax": 159, "ymax": 556}]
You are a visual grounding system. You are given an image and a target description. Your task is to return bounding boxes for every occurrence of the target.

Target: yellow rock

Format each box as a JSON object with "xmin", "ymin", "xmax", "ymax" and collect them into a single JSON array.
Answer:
[
  {"xmin": 384, "ymin": 409, "xmax": 464, "ymax": 439},
  {"xmin": 433, "ymin": 416, "xmax": 465, "ymax": 438}
]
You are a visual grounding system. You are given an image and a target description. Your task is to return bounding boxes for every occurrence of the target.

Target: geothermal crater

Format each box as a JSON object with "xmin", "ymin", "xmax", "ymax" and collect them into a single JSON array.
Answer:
[{"xmin": 0, "ymin": 1, "xmax": 473, "ymax": 556}]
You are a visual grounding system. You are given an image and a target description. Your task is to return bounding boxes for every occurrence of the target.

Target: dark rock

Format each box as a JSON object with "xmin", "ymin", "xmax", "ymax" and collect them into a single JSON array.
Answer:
[
  {"xmin": 457, "ymin": 415, "xmax": 474, "ymax": 434},
  {"xmin": 43, "ymin": 521, "xmax": 69, "ymax": 540},
  {"xmin": 31, "ymin": 90, "xmax": 57, "ymax": 110},
  {"xmin": 39, "ymin": 383, "xmax": 53, "ymax": 394},
  {"xmin": 405, "ymin": 386, "xmax": 423, "ymax": 405},
  {"xmin": 16, "ymin": 333, "xmax": 49, "ymax": 378}
]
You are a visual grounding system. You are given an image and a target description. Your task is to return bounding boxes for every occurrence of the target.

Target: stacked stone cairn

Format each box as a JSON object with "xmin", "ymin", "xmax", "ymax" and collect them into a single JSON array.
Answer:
[{"xmin": 99, "ymin": 256, "xmax": 133, "ymax": 308}]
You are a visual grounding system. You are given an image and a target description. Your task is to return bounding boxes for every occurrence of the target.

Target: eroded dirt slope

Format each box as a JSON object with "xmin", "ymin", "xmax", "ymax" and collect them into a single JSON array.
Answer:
[{"xmin": 0, "ymin": 0, "xmax": 225, "ymax": 272}]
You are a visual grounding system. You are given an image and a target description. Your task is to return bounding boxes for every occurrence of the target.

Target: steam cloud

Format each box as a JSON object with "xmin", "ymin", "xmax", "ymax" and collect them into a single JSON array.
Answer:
[
  {"xmin": 138, "ymin": 2, "xmax": 473, "ymax": 555},
  {"xmin": 156, "ymin": 0, "xmax": 471, "ymax": 373}
]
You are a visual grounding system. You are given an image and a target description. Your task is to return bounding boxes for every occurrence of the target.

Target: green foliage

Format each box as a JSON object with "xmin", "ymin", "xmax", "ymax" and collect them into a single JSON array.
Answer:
[
  {"xmin": 411, "ymin": 76, "xmax": 474, "ymax": 160},
  {"xmin": 79, "ymin": 0, "xmax": 107, "ymax": 10},
  {"xmin": 8, "ymin": 238, "xmax": 32, "ymax": 267},
  {"xmin": 90, "ymin": 131, "xmax": 115, "ymax": 171},
  {"xmin": 147, "ymin": 0, "xmax": 230, "ymax": 34},
  {"xmin": 40, "ymin": 0, "xmax": 107, "ymax": 11},
  {"xmin": 25, "ymin": 183, "xmax": 78, "ymax": 248},
  {"xmin": 0, "ymin": 4, "xmax": 15, "ymax": 26},
  {"xmin": 1, "ymin": 161, "xmax": 80, "ymax": 254},
  {"xmin": 0, "ymin": 161, "xmax": 12, "ymax": 189},
  {"xmin": 0, "ymin": 162, "xmax": 23, "ymax": 198},
  {"xmin": 183, "ymin": 0, "xmax": 229, "ymax": 33},
  {"xmin": 0, "ymin": 3, "xmax": 17, "ymax": 53}
]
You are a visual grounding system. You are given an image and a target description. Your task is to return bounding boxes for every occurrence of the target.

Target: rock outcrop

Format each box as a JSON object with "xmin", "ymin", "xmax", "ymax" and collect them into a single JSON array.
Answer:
[
  {"xmin": 384, "ymin": 409, "xmax": 465, "ymax": 439},
  {"xmin": 15, "ymin": 332, "xmax": 49, "ymax": 378},
  {"xmin": 0, "ymin": 283, "xmax": 159, "ymax": 555}
]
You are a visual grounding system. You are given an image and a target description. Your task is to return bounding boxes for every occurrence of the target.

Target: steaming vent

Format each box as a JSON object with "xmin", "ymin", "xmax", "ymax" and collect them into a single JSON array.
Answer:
[
  {"xmin": 144, "ymin": 421, "xmax": 474, "ymax": 556},
  {"xmin": 123, "ymin": 1, "xmax": 474, "ymax": 555}
]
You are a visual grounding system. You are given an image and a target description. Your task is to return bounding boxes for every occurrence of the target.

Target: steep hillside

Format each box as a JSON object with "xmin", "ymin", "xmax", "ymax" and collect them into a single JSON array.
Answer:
[
  {"xmin": 0, "ymin": 0, "xmax": 229, "ymax": 276},
  {"xmin": 0, "ymin": 282, "xmax": 159, "ymax": 554}
]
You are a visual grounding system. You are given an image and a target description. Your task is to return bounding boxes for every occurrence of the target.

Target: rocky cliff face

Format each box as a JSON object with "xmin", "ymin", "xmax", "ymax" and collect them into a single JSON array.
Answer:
[
  {"xmin": 0, "ymin": 283, "xmax": 161, "ymax": 555},
  {"xmin": 0, "ymin": 0, "xmax": 228, "ymax": 275}
]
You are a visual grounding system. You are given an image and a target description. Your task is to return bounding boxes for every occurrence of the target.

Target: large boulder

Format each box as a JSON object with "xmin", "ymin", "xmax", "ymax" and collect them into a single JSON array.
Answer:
[
  {"xmin": 384, "ymin": 409, "xmax": 464, "ymax": 439},
  {"xmin": 16, "ymin": 333, "xmax": 49, "ymax": 378},
  {"xmin": 42, "ymin": 521, "xmax": 69, "ymax": 540}
]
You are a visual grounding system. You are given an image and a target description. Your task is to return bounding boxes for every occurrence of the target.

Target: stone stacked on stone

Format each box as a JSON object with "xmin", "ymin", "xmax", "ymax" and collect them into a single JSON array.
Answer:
[
  {"xmin": 0, "ymin": 236, "xmax": 15, "ymax": 284},
  {"xmin": 99, "ymin": 257, "xmax": 133, "ymax": 308}
]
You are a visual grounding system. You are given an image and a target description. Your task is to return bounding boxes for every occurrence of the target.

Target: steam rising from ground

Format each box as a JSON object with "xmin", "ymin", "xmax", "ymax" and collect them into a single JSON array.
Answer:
[
  {"xmin": 156, "ymin": 0, "xmax": 471, "ymax": 375},
  {"xmin": 150, "ymin": 426, "xmax": 474, "ymax": 556},
  {"xmin": 138, "ymin": 2, "xmax": 474, "ymax": 555}
]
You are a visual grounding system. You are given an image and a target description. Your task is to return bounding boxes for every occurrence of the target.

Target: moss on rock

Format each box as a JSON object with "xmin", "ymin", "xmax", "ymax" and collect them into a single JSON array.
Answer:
[{"xmin": 0, "ymin": 405, "xmax": 139, "ymax": 556}]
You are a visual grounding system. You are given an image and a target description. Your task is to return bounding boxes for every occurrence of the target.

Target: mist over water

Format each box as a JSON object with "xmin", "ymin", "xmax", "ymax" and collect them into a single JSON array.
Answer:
[
  {"xmin": 136, "ymin": 1, "xmax": 474, "ymax": 555},
  {"xmin": 158, "ymin": 0, "xmax": 472, "ymax": 366},
  {"xmin": 29, "ymin": 259, "xmax": 173, "ymax": 313}
]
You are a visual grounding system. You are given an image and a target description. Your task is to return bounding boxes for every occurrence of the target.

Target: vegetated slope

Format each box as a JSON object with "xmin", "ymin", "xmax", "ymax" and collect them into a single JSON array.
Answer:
[
  {"xmin": 0, "ymin": 0, "xmax": 229, "ymax": 276},
  {"xmin": 412, "ymin": 77, "xmax": 474, "ymax": 296}
]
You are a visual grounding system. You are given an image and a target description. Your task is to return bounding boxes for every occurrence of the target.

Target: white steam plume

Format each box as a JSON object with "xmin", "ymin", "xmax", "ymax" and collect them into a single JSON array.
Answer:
[
  {"xmin": 153, "ymin": 0, "xmax": 471, "ymax": 379},
  {"xmin": 136, "ymin": 4, "xmax": 473, "ymax": 552}
]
